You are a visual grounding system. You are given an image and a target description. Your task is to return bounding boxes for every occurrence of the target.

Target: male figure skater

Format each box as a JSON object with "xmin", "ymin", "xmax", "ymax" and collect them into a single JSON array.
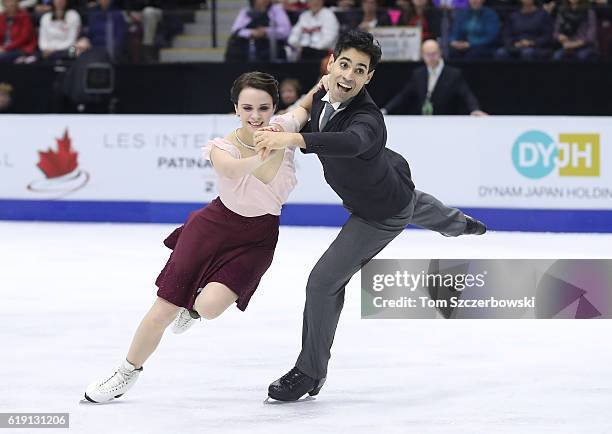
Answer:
[{"xmin": 254, "ymin": 30, "xmax": 486, "ymax": 402}]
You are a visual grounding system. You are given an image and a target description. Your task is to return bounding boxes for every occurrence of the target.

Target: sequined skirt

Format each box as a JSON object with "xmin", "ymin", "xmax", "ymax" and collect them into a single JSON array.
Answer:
[{"xmin": 155, "ymin": 197, "xmax": 279, "ymax": 311}]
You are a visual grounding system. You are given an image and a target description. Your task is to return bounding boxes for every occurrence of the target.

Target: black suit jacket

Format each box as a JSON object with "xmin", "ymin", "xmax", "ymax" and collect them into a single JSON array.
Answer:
[
  {"xmin": 300, "ymin": 89, "xmax": 415, "ymax": 221},
  {"xmin": 383, "ymin": 64, "xmax": 481, "ymax": 115}
]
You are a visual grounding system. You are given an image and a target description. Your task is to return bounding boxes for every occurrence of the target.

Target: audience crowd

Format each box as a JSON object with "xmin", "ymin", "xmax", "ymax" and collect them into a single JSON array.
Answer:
[
  {"xmin": 0, "ymin": 0, "xmax": 609, "ymax": 64},
  {"xmin": 0, "ymin": 0, "xmax": 610, "ymax": 114}
]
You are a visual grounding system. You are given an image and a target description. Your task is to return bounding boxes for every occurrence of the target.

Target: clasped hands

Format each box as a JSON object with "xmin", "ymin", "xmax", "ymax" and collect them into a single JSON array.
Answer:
[
  {"xmin": 253, "ymin": 125, "xmax": 289, "ymax": 160},
  {"xmin": 253, "ymin": 75, "xmax": 330, "ymax": 159}
]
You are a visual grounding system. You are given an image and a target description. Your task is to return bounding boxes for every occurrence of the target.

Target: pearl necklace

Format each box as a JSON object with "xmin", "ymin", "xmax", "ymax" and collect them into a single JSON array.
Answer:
[{"xmin": 234, "ymin": 128, "xmax": 256, "ymax": 151}]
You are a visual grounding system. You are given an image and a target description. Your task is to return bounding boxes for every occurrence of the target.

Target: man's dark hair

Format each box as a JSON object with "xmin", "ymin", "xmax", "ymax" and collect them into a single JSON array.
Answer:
[
  {"xmin": 333, "ymin": 30, "xmax": 382, "ymax": 71},
  {"xmin": 230, "ymin": 71, "xmax": 280, "ymax": 106}
]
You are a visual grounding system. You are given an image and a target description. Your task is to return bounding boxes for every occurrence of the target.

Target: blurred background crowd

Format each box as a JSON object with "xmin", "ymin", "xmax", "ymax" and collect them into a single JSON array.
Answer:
[{"xmin": 0, "ymin": 0, "xmax": 610, "ymax": 114}]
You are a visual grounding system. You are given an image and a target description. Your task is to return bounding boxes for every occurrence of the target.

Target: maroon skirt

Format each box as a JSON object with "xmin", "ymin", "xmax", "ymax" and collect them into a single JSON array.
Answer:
[{"xmin": 155, "ymin": 197, "xmax": 280, "ymax": 311}]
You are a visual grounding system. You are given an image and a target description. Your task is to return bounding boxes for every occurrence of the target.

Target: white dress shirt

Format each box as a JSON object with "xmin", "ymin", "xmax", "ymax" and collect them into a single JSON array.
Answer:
[
  {"xmin": 318, "ymin": 92, "xmax": 349, "ymax": 130},
  {"xmin": 427, "ymin": 59, "xmax": 445, "ymax": 95}
]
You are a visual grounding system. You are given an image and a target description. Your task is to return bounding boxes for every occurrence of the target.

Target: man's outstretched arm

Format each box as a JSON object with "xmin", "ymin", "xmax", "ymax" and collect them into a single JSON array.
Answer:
[{"xmin": 255, "ymin": 112, "xmax": 380, "ymax": 158}]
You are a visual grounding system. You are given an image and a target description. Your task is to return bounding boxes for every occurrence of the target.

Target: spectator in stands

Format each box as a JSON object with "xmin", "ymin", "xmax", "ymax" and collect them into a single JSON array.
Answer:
[
  {"xmin": 122, "ymin": 1, "xmax": 163, "ymax": 63},
  {"xmin": 0, "ymin": 81, "xmax": 12, "ymax": 112},
  {"xmin": 276, "ymin": 77, "xmax": 302, "ymax": 114},
  {"xmin": 382, "ymin": 39, "xmax": 487, "ymax": 115},
  {"xmin": 396, "ymin": 0, "xmax": 441, "ymax": 40},
  {"xmin": 287, "ymin": 0, "xmax": 339, "ymax": 60},
  {"xmin": 0, "ymin": 0, "xmax": 36, "ymax": 63},
  {"xmin": 347, "ymin": 0, "xmax": 391, "ymax": 32},
  {"xmin": 449, "ymin": 0, "xmax": 500, "ymax": 58},
  {"xmin": 226, "ymin": 0, "xmax": 291, "ymax": 62},
  {"xmin": 37, "ymin": 0, "xmax": 81, "ymax": 62},
  {"xmin": 495, "ymin": 0, "xmax": 553, "ymax": 59},
  {"xmin": 79, "ymin": 0, "xmax": 127, "ymax": 62},
  {"xmin": 553, "ymin": 0, "xmax": 598, "ymax": 60}
]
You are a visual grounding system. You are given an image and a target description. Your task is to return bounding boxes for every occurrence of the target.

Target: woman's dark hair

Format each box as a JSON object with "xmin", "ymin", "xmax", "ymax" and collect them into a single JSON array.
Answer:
[
  {"xmin": 230, "ymin": 71, "xmax": 279, "ymax": 106},
  {"xmin": 51, "ymin": 0, "xmax": 71, "ymax": 21},
  {"xmin": 333, "ymin": 29, "xmax": 382, "ymax": 71}
]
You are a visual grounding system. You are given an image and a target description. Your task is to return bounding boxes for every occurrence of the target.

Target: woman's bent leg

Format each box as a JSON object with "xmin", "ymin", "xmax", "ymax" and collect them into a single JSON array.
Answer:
[{"xmin": 193, "ymin": 282, "xmax": 238, "ymax": 320}]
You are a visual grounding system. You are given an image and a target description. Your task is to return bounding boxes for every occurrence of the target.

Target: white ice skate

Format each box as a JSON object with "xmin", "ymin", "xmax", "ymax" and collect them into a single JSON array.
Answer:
[
  {"xmin": 84, "ymin": 359, "xmax": 142, "ymax": 403},
  {"xmin": 171, "ymin": 307, "xmax": 199, "ymax": 334}
]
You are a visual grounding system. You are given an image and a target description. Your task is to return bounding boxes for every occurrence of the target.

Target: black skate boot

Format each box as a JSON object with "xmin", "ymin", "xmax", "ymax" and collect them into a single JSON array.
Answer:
[
  {"xmin": 268, "ymin": 367, "xmax": 326, "ymax": 402},
  {"xmin": 464, "ymin": 215, "xmax": 487, "ymax": 235}
]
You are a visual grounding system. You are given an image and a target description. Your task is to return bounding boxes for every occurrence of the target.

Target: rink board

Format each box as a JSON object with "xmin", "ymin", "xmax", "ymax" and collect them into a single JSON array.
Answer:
[{"xmin": 1, "ymin": 115, "xmax": 610, "ymax": 232}]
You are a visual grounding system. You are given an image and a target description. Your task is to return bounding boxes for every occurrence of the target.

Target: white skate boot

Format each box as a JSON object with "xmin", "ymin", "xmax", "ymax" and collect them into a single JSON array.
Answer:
[
  {"xmin": 171, "ymin": 308, "xmax": 200, "ymax": 334},
  {"xmin": 85, "ymin": 359, "xmax": 142, "ymax": 403}
]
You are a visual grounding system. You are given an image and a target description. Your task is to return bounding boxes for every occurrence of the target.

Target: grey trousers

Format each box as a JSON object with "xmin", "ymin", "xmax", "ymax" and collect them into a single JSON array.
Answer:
[{"xmin": 295, "ymin": 190, "xmax": 467, "ymax": 379}]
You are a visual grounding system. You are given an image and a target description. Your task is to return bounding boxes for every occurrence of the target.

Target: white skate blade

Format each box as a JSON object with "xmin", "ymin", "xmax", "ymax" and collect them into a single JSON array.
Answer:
[
  {"xmin": 80, "ymin": 394, "xmax": 114, "ymax": 405},
  {"xmin": 263, "ymin": 395, "xmax": 316, "ymax": 405},
  {"xmin": 81, "ymin": 392, "xmax": 129, "ymax": 405}
]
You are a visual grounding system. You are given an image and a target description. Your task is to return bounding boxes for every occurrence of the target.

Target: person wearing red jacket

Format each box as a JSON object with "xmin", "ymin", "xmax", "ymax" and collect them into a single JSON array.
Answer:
[{"xmin": 0, "ymin": 0, "xmax": 36, "ymax": 63}]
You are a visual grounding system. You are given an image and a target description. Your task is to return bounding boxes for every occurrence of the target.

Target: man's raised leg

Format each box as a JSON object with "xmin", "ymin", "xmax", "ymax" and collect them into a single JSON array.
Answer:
[{"xmin": 410, "ymin": 190, "xmax": 485, "ymax": 236}]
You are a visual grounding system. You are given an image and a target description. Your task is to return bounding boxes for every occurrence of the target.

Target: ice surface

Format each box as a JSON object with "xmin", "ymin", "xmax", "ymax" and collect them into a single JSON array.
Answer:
[{"xmin": 1, "ymin": 222, "xmax": 611, "ymax": 434}]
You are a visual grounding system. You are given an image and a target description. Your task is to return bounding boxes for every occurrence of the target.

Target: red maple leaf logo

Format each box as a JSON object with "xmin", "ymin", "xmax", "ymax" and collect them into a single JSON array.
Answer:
[{"xmin": 36, "ymin": 129, "xmax": 79, "ymax": 179}]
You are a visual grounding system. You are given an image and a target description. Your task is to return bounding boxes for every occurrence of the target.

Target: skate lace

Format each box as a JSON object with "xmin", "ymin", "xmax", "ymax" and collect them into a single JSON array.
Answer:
[
  {"xmin": 176, "ymin": 309, "xmax": 193, "ymax": 326},
  {"xmin": 279, "ymin": 367, "xmax": 304, "ymax": 387},
  {"xmin": 98, "ymin": 367, "xmax": 132, "ymax": 391}
]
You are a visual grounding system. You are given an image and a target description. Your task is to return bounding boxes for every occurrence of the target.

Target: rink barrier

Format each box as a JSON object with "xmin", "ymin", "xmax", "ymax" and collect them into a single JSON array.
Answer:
[
  {"xmin": 2, "ymin": 115, "xmax": 611, "ymax": 232},
  {"xmin": 1, "ymin": 199, "xmax": 611, "ymax": 233}
]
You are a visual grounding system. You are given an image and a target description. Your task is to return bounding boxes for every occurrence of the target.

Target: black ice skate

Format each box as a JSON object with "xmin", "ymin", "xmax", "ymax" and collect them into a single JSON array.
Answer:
[
  {"xmin": 268, "ymin": 367, "xmax": 326, "ymax": 402},
  {"xmin": 463, "ymin": 215, "xmax": 487, "ymax": 235}
]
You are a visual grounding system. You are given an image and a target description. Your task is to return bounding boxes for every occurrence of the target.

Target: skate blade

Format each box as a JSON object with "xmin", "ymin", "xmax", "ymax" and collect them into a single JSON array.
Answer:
[
  {"xmin": 79, "ymin": 393, "xmax": 115, "ymax": 405},
  {"xmin": 79, "ymin": 398, "xmax": 111, "ymax": 405},
  {"xmin": 263, "ymin": 395, "xmax": 316, "ymax": 405}
]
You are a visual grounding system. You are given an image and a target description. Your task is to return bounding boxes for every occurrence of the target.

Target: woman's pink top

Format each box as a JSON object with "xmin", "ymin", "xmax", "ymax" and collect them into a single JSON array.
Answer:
[{"xmin": 202, "ymin": 137, "xmax": 297, "ymax": 217}]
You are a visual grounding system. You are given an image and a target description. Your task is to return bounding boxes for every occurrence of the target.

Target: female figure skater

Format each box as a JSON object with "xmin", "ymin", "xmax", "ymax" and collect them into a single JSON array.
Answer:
[{"xmin": 84, "ymin": 71, "xmax": 303, "ymax": 403}]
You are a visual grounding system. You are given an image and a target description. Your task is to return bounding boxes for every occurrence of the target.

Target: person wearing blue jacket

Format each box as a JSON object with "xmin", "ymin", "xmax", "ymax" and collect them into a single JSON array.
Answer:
[
  {"xmin": 86, "ymin": 0, "xmax": 126, "ymax": 62},
  {"xmin": 449, "ymin": 0, "xmax": 500, "ymax": 59},
  {"xmin": 495, "ymin": 0, "xmax": 553, "ymax": 60}
]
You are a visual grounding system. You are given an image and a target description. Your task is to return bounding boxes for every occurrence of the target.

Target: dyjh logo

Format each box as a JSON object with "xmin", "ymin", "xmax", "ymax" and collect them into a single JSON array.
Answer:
[{"xmin": 512, "ymin": 130, "xmax": 600, "ymax": 179}]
